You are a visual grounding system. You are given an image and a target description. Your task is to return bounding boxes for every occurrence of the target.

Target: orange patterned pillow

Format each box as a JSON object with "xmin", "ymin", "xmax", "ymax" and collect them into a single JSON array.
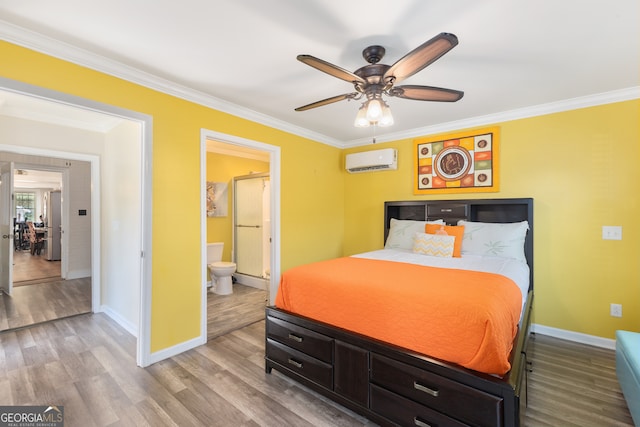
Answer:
[{"xmin": 424, "ymin": 224, "xmax": 465, "ymax": 257}]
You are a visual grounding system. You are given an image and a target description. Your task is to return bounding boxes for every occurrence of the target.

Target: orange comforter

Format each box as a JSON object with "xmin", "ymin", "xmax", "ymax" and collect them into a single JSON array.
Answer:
[{"xmin": 275, "ymin": 257, "xmax": 523, "ymax": 375}]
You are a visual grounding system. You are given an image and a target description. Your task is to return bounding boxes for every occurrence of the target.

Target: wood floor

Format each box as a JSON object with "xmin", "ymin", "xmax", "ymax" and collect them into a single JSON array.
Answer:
[
  {"xmin": 0, "ymin": 278, "xmax": 92, "ymax": 332},
  {"xmin": 207, "ymin": 283, "xmax": 268, "ymax": 340},
  {"xmin": 1, "ymin": 249, "xmax": 90, "ymax": 332},
  {"xmin": 0, "ymin": 312, "xmax": 633, "ymax": 427},
  {"xmin": 5, "ymin": 252, "xmax": 267, "ymax": 338},
  {"xmin": 12, "ymin": 248, "xmax": 62, "ymax": 285}
]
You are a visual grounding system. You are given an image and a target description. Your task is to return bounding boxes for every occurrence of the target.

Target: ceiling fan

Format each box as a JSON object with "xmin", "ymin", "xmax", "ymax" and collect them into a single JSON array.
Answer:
[{"xmin": 295, "ymin": 33, "xmax": 464, "ymax": 127}]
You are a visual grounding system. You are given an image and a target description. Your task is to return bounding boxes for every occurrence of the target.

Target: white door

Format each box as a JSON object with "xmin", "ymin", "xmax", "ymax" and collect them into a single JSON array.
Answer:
[{"xmin": 0, "ymin": 162, "xmax": 15, "ymax": 296}]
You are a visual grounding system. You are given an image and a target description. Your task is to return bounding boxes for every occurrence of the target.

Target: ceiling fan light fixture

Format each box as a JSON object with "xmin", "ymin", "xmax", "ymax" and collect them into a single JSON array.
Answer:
[
  {"xmin": 354, "ymin": 104, "xmax": 370, "ymax": 127},
  {"xmin": 378, "ymin": 101, "xmax": 394, "ymax": 127},
  {"xmin": 365, "ymin": 98, "xmax": 383, "ymax": 122}
]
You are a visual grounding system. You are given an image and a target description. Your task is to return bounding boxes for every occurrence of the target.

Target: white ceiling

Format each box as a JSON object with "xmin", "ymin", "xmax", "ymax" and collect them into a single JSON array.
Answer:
[
  {"xmin": 0, "ymin": 0, "xmax": 638, "ymax": 147},
  {"xmin": 14, "ymin": 169, "xmax": 62, "ymax": 190}
]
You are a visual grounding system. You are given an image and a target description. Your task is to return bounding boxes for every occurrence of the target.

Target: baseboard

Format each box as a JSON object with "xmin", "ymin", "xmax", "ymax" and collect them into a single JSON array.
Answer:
[
  {"xmin": 66, "ymin": 269, "xmax": 91, "ymax": 280},
  {"xmin": 234, "ymin": 273, "xmax": 267, "ymax": 290},
  {"xmin": 99, "ymin": 305, "xmax": 138, "ymax": 338},
  {"xmin": 532, "ymin": 323, "xmax": 616, "ymax": 350},
  {"xmin": 147, "ymin": 334, "xmax": 207, "ymax": 366}
]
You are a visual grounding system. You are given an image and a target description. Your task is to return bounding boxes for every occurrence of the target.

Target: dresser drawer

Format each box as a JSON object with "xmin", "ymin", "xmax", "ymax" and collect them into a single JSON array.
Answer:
[
  {"xmin": 371, "ymin": 384, "xmax": 469, "ymax": 427},
  {"xmin": 266, "ymin": 338, "xmax": 333, "ymax": 389},
  {"xmin": 371, "ymin": 354, "xmax": 502, "ymax": 427},
  {"xmin": 267, "ymin": 316, "xmax": 333, "ymax": 363}
]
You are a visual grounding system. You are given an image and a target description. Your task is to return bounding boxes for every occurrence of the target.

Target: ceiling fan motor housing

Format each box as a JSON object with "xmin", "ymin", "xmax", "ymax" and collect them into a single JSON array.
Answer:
[{"xmin": 362, "ymin": 45, "xmax": 385, "ymax": 64}]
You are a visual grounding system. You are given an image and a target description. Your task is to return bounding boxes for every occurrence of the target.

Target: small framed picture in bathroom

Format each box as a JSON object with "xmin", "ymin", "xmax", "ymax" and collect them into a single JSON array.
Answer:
[{"xmin": 206, "ymin": 181, "xmax": 228, "ymax": 217}]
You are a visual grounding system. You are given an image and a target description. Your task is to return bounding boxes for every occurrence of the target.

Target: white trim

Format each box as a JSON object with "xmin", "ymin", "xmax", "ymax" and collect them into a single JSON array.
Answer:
[
  {"xmin": 0, "ymin": 20, "xmax": 343, "ymax": 148},
  {"xmin": 0, "ymin": 77, "xmax": 153, "ymax": 368},
  {"xmin": 2, "ymin": 144, "xmax": 102, "ymax": 313},
  {"xmin": 344, "ymin": 87, "xmax": 640, "ymax": 147},
  {"xmin": 147, "ymin": 335, "xmax": 207, "ymax": 366},
  {"xmin": 234, "ymin": 273, "xmax": 268, "ymax": 290},
  {"xmin": 532, "ymin": 323, "xmax": 616, "ymax": 350},
  {"xmin": 201, "ymin": 129, "xmax": 281, "ymax": 308},
  {"xmin": 3, "ymin": 20, "xmax": 638, "ymax": 150},
  {"xmin": 66, "ymin": 269, "xmax": 92, "ymax": 280},
  {"xmin": 200, "ymin": 133, "xmax": 208, "ymax": 343},
  {"xmin": 101, "ymin": 304, "xmax": 138, "ymax": 338}
]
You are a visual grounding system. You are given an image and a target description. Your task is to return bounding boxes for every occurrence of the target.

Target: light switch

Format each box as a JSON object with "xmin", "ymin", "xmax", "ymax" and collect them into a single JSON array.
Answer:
[{"xmin": 602, "ymin": 226, "xmax": 622, "ymax": 240}]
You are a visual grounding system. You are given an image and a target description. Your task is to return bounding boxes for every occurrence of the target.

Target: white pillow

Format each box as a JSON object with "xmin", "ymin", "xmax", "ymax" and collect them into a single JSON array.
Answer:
[
  {"xmin": 413, "ymin": 232, "xmax": 455, "ymax": 257},
  {"xmin": 457, "ymin": 220, "xmax": 529, "ymax": 262},
  {"xmin": 385, "ymin": 218, "xmax": 445, "ymax": 250}
]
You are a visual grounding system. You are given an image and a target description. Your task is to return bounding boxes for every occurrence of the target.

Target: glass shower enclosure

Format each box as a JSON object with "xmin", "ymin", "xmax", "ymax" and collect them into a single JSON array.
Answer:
[{"xmin": 233, "ymin": 172, "xmax": 270, "ymax": 289}]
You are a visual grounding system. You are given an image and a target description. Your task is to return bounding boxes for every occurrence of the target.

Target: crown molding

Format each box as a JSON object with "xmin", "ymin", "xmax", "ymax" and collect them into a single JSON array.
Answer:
[
  {"xmin": 2, "ymin": 20, "xmax": 638, "ymax": 150},
  {"xmin": 0, "ymin": 20, "xmax": 344, "ymax": 148},
  {"xmin": 344, "ymin": 86, "xmax": 640, "ymax": 147}
]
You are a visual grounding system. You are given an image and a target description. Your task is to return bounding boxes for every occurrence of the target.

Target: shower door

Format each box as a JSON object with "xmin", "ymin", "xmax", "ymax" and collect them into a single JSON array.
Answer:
[{"xmin": 234, "ymin": 173, "xmax": 269, "ymax": 279}]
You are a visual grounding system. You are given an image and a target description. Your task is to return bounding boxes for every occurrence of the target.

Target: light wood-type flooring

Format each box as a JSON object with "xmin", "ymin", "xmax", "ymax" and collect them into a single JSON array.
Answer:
[
  {"xmin": 207, "ymin": 283, "xmax": 268, "ymax": 340},
  {"xmin": 1, "ymin": 249, "xmax": 90, "ymax": 332},
  {"xmin": 0, "ymin": 278, "xmax": 92, "ymax": 331},
  {"xmin": 0, "ymin": 312, "xmax": 633, "ymax": 427},
  {"xmin": 12, "ymin": 248, "xmax": 62, "ymax": 285},
  {"xmin": 5, "ymin": 250, "xmax": 267, "ymax": 339}
]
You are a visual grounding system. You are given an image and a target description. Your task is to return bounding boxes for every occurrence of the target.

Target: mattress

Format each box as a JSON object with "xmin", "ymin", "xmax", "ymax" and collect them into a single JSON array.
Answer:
[
  {"xmin": 354, "ymin": 248, "xmax": 530, "ymax": 310},
  {"xmin": 275, "ymin": 250, "xmax": 528, "ymax": 375}
]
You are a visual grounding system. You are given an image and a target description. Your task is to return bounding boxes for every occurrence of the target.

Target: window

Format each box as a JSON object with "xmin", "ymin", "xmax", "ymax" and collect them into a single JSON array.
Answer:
[{"xmin": 15, "ymin": 192, "xmax": 36, "ymax": 222}]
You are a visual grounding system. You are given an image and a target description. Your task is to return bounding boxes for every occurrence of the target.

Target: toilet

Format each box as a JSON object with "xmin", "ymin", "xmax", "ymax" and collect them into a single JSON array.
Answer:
[{"xmin": 207, "ymin": 242, "xmax": 236, "ymax": 295}]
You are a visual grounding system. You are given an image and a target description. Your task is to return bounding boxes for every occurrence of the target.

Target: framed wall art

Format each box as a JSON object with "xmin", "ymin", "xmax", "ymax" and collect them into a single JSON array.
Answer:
[
  {"xmin": 206, "ymin": 181, "xmax": 228, "ymax": 217},
  {"xmin": 414, "ymin": 126, "xmax": 500, "ymax": 195}
]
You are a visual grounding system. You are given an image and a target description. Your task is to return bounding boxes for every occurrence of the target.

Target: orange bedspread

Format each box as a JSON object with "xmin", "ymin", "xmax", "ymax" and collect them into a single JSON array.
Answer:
[{"xmin": 275, "ymin": 257, "xmax": 523, "ymax": 375}]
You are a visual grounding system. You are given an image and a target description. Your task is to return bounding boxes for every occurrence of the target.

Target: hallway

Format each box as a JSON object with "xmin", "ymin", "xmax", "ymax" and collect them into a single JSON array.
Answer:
[
  {"xmin": 1, "ymin": 249, "xmax": 90, "ymax": 331},
  {"xmin": 12, "ymin": 248, "xmax": 61, "ymax": 285}
]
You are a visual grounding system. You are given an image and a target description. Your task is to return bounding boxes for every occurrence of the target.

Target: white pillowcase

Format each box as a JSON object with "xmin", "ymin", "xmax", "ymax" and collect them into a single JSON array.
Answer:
[
  {"xmin": 457, "ymin": 220, "xmax": 529, "ymax": 262},
  {"xmin": 385, "ymin": 218, "xmax": 445, "ymax": 250},
  {"xmin": 412, "ymin": 232, "xmax": 455, "ymax": 257}
]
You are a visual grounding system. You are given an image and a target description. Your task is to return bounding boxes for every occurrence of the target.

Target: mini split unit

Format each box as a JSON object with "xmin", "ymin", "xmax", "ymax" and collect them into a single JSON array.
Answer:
[{"xmin": 345, "ymin": 148, "xmax": 398, "ymax": 173}]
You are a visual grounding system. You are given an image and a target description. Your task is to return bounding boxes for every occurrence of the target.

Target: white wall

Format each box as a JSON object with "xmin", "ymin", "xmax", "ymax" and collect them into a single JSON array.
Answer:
[
  {"xmin": 0, "ymin": 116, "xmax": 96, "ymax": 278},
  {"xmin": 102, "ymin": 120, "xmax": 141, "ymax": 331},
  {"xmin": 0, "ymin": 114, "xmax": 141, "ymax": 333}
]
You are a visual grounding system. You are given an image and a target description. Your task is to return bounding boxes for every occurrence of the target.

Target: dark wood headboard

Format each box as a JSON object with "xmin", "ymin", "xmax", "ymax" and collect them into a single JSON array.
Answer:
[{"xmin": 384, "ymin": 198, "xmax": 534, "ymax": 290}]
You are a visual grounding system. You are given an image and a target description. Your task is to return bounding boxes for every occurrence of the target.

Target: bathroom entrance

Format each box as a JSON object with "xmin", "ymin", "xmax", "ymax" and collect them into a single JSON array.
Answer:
[{"xmin": 233, "ymin": 172, "xmax": 270, "ymax": 290}]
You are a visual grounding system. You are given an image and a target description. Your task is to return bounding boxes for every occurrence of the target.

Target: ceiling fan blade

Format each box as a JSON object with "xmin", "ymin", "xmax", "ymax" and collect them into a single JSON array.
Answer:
[
  {"xmin": 295, "ymin": 93, "xmax": 359, "ymax": 111},
  {"xmin": 297, "ymin": 55, "xmax": 367, "ymax": 85},
  {"xmin": 389, "ymin": 85, "xmax": 464, "ymax": 102},
  {"xmin": 383, "ymin": 33, "xmax": 459, "ymax": 84}
]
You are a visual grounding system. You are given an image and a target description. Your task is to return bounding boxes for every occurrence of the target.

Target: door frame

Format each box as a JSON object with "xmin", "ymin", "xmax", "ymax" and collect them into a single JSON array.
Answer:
[
  {"xmin": 0, "ymin": 77, "xmax": 153, "ymax": 367},
  {"xmin": 12, "ymin": 164, "xmax": 67, "ymax": 277},
  {"xmin": 200, "ymin": 129, "xmax": 281, "ymax": 339},
  {"xmin": 0, "ymin": 162, "xmax": 15, "ymax": 296}
]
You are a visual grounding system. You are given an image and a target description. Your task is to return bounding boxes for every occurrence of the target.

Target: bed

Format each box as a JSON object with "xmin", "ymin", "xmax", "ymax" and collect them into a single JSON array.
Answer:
[{"xmin": 265, "ymin": 198, "xmax": 534, "ymax": 427}]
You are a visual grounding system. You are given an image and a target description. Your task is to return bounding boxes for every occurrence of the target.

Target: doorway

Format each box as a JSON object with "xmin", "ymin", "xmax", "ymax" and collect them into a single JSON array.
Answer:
[
  {"xmin": 0, "ymin": 79, "xmax": 152, "ymax": 366},
  {"xmin": 201, "ymin": 130, "xmax": 281, "ymax": 341},
  {"xmin": 12, "ymin": 167, "xmax": 64, "ymax": 285}
]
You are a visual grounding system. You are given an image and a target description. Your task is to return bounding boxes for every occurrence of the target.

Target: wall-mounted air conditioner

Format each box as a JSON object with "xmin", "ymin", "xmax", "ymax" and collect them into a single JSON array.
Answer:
[{"xmin": 345, "ymin": 148, "xmax": 398, "ymax": 173}]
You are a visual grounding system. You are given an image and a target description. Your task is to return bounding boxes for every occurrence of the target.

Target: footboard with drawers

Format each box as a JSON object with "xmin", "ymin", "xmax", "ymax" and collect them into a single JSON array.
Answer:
[{"xmin": 266, "ymin": 295, "xmax": 532, "ymax": 427}]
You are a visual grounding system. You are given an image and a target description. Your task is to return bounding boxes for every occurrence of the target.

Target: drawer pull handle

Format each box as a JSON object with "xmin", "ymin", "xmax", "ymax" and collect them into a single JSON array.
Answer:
[
  {"xmin": 413, "ymin": 417, "xmax": 433, "ymax": 427},
  {"xmin": 288, "ymin": 358, "xmax": 303, "ymax": 369},
  {"xmin": 288, "ymin": 333, "xmax": 303, "ymax": 343},
  {"xmin": 441, "ymin": 208, "xmax": 452, "ymax": 212},
  {"xmin": 414, "ymin": 381, "xmax": 439, "ymax": 397}
]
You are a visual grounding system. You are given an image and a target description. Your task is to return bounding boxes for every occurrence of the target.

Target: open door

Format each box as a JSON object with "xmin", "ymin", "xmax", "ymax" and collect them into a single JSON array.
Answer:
[{"xmin": 0, "ymin": 161, "xmax": 15, "ymax": 296}]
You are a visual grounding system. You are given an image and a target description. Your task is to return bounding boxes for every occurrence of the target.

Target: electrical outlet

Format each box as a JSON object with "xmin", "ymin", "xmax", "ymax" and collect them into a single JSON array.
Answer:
[
  {"xmin": 610, "ymin": 303, "xmax": 622, "ymax": 318},
  {"xmin": 602, "ymin": 226, "xmax": 622, "ymax": 240}
]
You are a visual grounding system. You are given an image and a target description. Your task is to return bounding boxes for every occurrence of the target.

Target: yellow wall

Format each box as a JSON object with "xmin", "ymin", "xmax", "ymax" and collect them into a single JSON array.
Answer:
[
  {"xmin": 3, "ymin": 40, "xmax": 636, "ymax": 350},
  {"xmin": 1, "ymin": 41, "xmax": 345, "ymax": 353},
  {"xmin": 206, "ymin": 152, "xmax": 269, "ymax": 263},
  {"xmin": 343, "ymin": 100, "xmax": 640, "ymax": 339}
]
